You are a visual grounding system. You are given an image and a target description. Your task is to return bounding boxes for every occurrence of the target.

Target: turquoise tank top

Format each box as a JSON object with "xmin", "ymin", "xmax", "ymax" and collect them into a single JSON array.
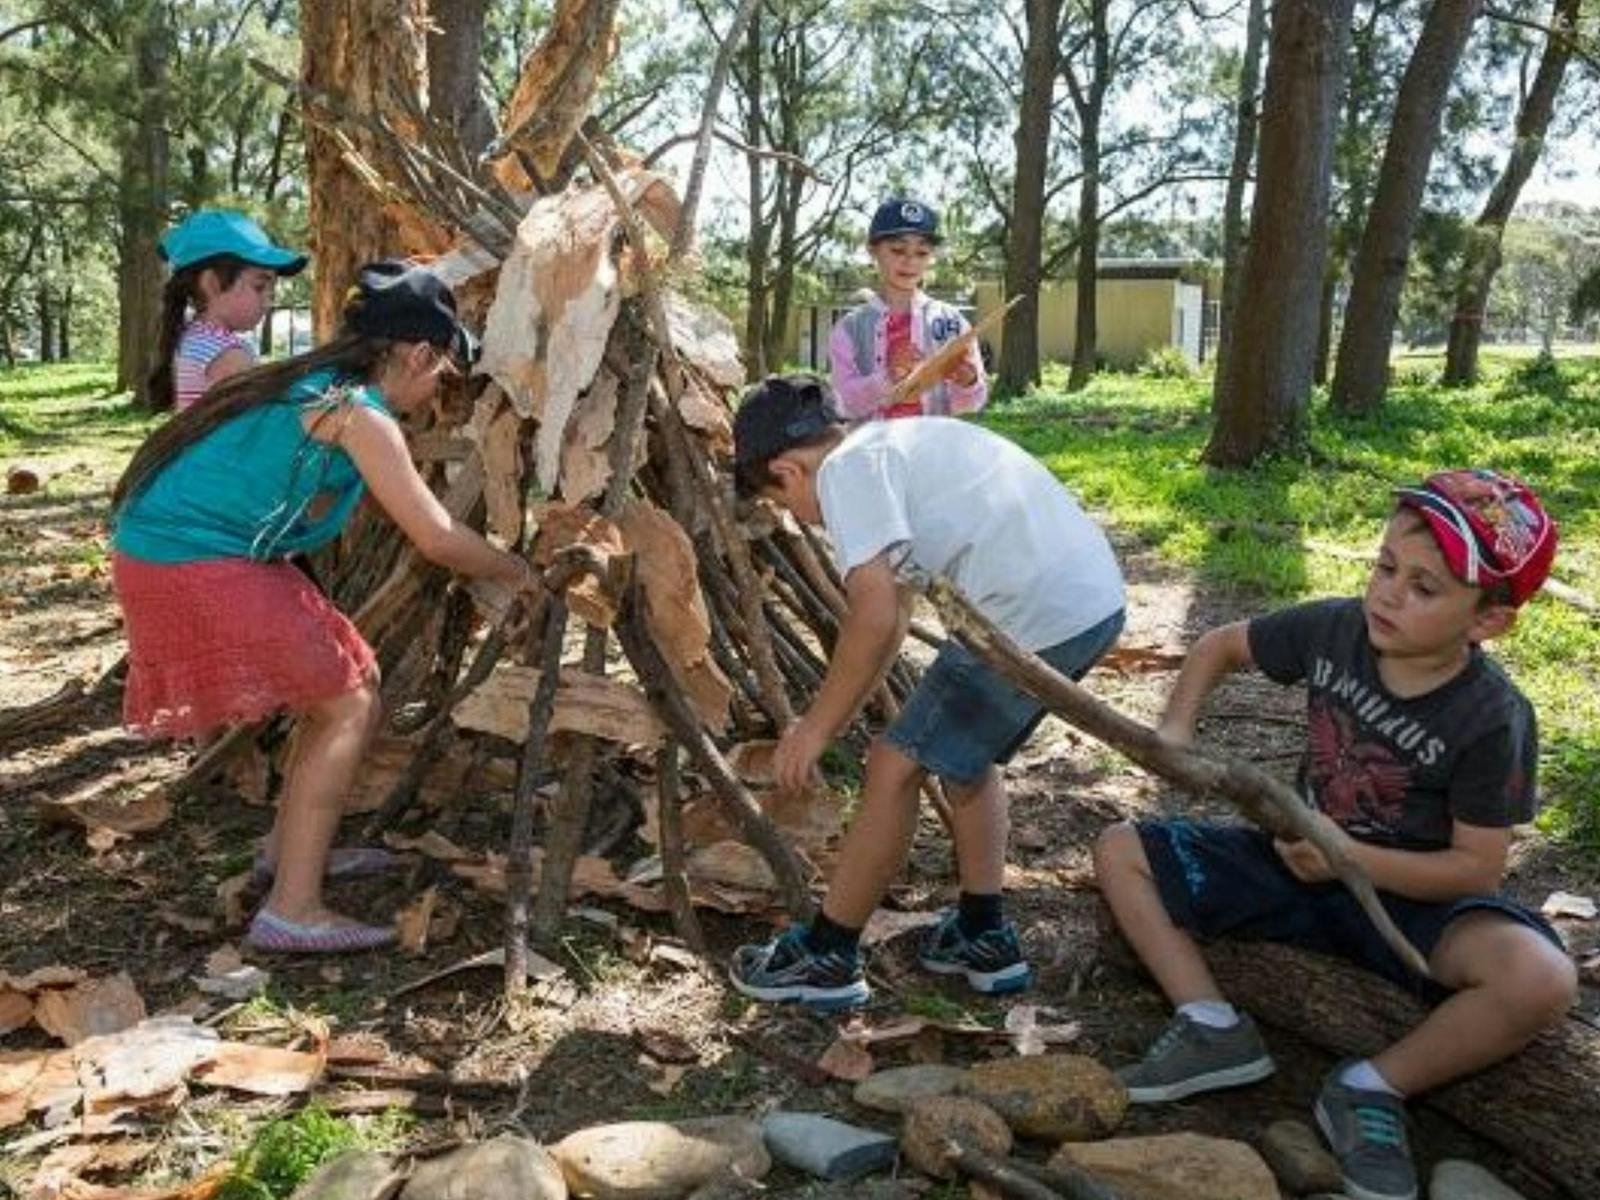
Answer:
[{"xmin": 112, "ymin": 369, "xmax": 392, "ymax": 564}]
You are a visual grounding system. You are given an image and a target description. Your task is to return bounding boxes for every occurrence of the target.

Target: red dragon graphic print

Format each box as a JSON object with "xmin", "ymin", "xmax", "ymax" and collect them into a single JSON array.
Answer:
[{"xmin": 1307, "ymin": 700, "xmax": 1411, "ymax": 835}]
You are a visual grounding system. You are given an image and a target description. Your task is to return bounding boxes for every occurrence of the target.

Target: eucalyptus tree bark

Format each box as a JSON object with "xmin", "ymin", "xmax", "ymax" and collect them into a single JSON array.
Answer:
[
  {"xmin": 998, "ymin": 0, "xmax": 1064, "ymax": 395},
  {"xmin": 1204, "ymin": 0, "xmax": 1354, "ymax": 467},
  {"xmin": 427, "ymin": 0, "xmax": 496, "ymax": 159},
  {"xmin": 302, "ymin": 0, "xmax": 428, "ymax": 338},
  {"xmin": 1444, "ymin": 0, "xmax": 1580, "ymax": 385},
  {"xmin": 116, "ymin": 0, "xmax": 171, "ymax": 407},
  {"xmin": 1330, "ymin": 0, "xmax": 1484, "ymax": 416},
  {"xmin": 1065, "ymin": 0, "xmax": 1108, "ymax": 394},
  {"xmin": 740, "ymin": 5, "xmax": 770, "ymax": 379},
  {"xmin": 1211, "ymin": 0, "xmax": 1265, "ymax": 407}
]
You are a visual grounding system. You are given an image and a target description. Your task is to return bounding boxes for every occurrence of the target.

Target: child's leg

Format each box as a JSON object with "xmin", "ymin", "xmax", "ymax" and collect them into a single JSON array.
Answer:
[
  {"xmin": 947, "ymin": 766, "xmax": 1004, "ymax": 895},
  {"xmin": 815, "ymin": 738, "xmax": 926, "ymax": 928},
  {"xmin": 263, "ymin": 679, "xmax": 382, "ymax": 923},
  {"xmin": 1093, "ymin": 821, "xmax": 1224, "ymax": 1005},
  {"xmin": 1371, "ymin": 911, "xmax": 1576, "ymax": 1095}
]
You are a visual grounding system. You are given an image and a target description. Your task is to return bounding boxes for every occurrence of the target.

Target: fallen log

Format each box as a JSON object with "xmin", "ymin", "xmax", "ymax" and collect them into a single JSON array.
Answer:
[
  {"xmin": 926, "ymin": 579, "xmax": 1429, "ymax": 978},
  {"xmin": 1202, "ymin": 939, "xmax": 1599, "ymax": 1200}
]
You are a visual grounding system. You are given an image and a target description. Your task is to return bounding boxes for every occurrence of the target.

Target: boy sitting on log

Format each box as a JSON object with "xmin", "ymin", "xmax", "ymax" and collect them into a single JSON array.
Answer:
[
  {"xmin": 1094, "ymin": 469, "xmax": 1577, "ymax": 1200},
  {"xmin": 726, "ymin": 372, "xmax": 1126, "ymax": 1008}
]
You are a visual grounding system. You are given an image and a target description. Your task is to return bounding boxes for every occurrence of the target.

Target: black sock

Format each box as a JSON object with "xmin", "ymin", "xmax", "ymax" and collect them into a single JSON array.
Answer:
[
  {"xmin": 957, "ymin": 892, "xmax": 1004, "ymax": 937},
  {"xmin": 803, "ymin": 912, "xmax": 862, "ymax": 956}
]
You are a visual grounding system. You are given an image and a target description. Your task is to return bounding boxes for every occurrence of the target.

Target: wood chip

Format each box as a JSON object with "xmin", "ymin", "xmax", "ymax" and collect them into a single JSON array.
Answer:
[
  {"xmin": 194, "ymin": 1042, "xmax": 323, "ymax": 1096},
  {"xmin": 34, "ymin": 974, "xmax": 147, "ymax": 1046},
  {"xmin": 816, "ymin": 1036, "xmax": 875, "ymax": 1082},
  {"xmin": 395, "ymin": 886, "xmax": 440, "ymax": 956}
]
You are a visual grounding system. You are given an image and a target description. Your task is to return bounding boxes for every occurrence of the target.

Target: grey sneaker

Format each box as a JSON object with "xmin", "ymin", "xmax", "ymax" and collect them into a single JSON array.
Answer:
[
  {"xmin": 1117, "ymin": 1012, "xmax": 1276, "ymax": 1103},
  {"xmin": 1313, "ymin": 1066, "xmax": 1417, "ymax": 1200},
  {"xmin": 728, "ymin": 925, "xmax": 870, "ymax": 1010},
  {"xmin": 918, "ymin": 910, "xmax": 1032, "ymax": 994}
]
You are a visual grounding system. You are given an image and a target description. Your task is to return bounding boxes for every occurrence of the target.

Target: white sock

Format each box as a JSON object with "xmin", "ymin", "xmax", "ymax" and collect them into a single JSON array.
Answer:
[
  {"xmin": 1178, "ymin": 1000, "xmax": 1240, "ymax": 1029},
  {"xmin": 1340, "ymin": 1059, "xmax": 1401, "ymax": 1096}
]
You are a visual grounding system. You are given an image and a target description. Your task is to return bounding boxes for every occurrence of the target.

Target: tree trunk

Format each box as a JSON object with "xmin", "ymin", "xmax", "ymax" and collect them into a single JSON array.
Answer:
[
  {"xmin": 740, "ymin": 6, "xmax": 769, "ymax": 380},
  {"xmin": 1314, "ymin": 261, "xmax": 1337, "ymax": 384},
  {"xmin": 115, "ymin": 0, "xmax": 171, "ymax": 407},
  {"xmin": 1201, "ymin": 940, "xmax": 1600, "ymax": 1200},
  {"xmin": 1066, "ymin": 4, "xmax": 1108, "ymax": 393},
  {"xmin": 1211, "ymin": 0, "xmax": 1266, "ymax": 413},
  {"xmin": 1443, "ymin": 0, "xmax": 1579, "ymax": 385},
  {"xmin": 426, "ymin": 0, "xmax": 495, "ymax": 159},
  {"xmin": 302, "ymin": 0, "xmax": 429, "ymax": 339},
  {"xmin": 998, "ymin": 0, "xmax": 1064, "ymax": 395},
  {"xmin": 37, "ymin": 281, "xmax": 54, "ymax": 363},
  {"xmin": 1331, "ymin": 0, "xmax": 1484, "ymax": 415},
  {"xmin": 765, "ymin": 166, "xmax": 800, "ymax": 375},
  {"xmin": 1204, "ymin": 0, "xmax": 1354, "ymax": 467}
]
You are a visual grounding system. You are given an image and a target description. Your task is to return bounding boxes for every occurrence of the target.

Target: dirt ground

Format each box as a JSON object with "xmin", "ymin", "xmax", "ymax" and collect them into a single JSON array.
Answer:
[{"xmin": 3, "ymin": 444, "xmax": 1598, "ymax": 1198}]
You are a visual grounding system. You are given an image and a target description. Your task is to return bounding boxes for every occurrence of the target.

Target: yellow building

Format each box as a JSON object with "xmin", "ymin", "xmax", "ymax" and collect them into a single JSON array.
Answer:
[{"xmin": 782, "ymin": 259, "xmax": 1210, "ymax": 371}]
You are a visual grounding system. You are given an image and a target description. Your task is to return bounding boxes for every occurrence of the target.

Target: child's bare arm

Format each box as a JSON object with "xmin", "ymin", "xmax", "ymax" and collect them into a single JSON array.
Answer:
[
  {"xmin": 1158, "ymin": 620, "xmax": 1254, "ymax": 746},
  {"xmin": 1277, "ymin": 817, "xmax": 1510, "ymax": 901}
]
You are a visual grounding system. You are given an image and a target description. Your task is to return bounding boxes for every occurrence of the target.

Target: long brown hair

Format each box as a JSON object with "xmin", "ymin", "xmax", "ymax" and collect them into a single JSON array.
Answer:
[
  {"xmin": 114, "ymin": 331, "xmax": 394, "ymax": 510},
  {"xmin": 147, "ymin": 256, "xmax": 248, "ymax": 412}
]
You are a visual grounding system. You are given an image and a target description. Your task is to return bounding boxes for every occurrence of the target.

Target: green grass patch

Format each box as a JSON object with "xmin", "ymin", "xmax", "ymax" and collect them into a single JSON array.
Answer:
[
  {"xmin": 216, "ymin": 1105, "xmax": 412, "ymax": 1200},
  {"xmin": 0, "ymin": 362, "xmax": 151, "ymax": 480},
  {"xmin": 983, "ymin": 353, "xmax": 1600, "ymax": 857}
]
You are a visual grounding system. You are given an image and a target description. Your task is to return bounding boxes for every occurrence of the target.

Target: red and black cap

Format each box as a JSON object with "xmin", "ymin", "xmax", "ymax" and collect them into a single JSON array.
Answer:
[{"xmin": 1394, "ymin": 469, "xmax": 1557, "ymax": 607}]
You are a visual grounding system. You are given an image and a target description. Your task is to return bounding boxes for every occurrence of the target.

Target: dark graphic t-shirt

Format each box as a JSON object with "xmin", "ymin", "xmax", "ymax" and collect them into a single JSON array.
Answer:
[{"xmin": 1247, "ymin": 598, "xmax": 1538, "ymax": 850}]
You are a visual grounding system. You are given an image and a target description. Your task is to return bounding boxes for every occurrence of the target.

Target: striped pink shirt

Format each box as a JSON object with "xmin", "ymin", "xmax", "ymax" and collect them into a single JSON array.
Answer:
[{"xmin": 174, "ymin": 319, "xmax": 254, "ymax": 412}]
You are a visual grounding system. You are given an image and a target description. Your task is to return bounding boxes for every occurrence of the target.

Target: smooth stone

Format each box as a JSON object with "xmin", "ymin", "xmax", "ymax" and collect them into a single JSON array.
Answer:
[
  {"xmin": 291, "ymin": 1151, "xmax": 404, "ymax": 1200},
  {"xmin": 901, "ymin": 1096, "xmax": 1012, "ymax": 1181},
  {"xmin": 552, "ymin": 1117, "xmax": 769, "ymax": 1200},
  {"xmin": 1261, "ymin": 1119, "xmax": 1342, "ymax": 1193},
  {"xmin": 1430, "ymin": 1159, "xmax": 1529, "ymax": 1200},
  {"xmin": 1050, "ymin": 1132, "xmax": 1280, "ymax": 1200},
  {"xmin": 960, "ymin": 1055, "xmax": 1127, "ymax": 1141},
  {"xmin": 852, "ymin": 1065, "xmax": 969, "ymax": 1114},
  {"xmin": 761, "ymin": 1112, "xmax": 897, "ymax": 1182},
  {"xmin": 402, "ymin": 1137, "xmax": 566, "ymax": 1200}
]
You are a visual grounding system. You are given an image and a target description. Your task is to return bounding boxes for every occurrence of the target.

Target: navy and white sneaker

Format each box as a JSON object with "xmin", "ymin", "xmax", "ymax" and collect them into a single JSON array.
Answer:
[
  {"xmin": 728, "ymin": 925, "xmax": 871, "ymax": 1010},
  {"xmin": 918, "ymin": 909, "xmax": 1033, "ymax": 994}
]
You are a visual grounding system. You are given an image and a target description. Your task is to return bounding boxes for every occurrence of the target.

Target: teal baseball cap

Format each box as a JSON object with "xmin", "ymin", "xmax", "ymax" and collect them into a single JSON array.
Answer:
[{"xmin": 159, "ymin": 209, "xmax": 308, "ymax": 276}]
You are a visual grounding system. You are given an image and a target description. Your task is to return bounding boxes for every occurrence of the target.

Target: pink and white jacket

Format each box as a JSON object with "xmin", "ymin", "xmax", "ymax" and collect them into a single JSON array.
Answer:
[{"xmin": 827, "ymin": 291, "xmax": 987, "ymax": 421}]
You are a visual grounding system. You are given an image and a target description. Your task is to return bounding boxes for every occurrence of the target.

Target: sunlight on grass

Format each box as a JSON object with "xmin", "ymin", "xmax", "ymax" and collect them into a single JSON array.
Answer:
[
  {"xmin": 983, "ymin": 353, "xmax": 1600, "ymax": 856},
  {"xmin": 0, "ymin": 363, "xmax": 150, "ymax": 480}
]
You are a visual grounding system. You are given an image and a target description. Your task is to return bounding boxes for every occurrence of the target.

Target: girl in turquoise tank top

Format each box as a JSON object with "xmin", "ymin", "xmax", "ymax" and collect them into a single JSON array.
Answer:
[{"xmin": 111, "ymin": 261, "xmax": 539, "ymax": 954}]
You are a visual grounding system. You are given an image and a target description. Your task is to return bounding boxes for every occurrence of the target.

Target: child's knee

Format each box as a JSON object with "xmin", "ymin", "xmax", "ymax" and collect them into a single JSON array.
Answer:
[
  {"xmin": 310, "ymin": 680, "xmax": 381, "ymax": 729},
  {"xmin": 1513, "ymin": 942, "xmax": 1579, "ymax": 1024},
  {"xmin": 1093, "ymin": 821, "xmax": 1146, "ymax": 880},
  {"xmin": 865, "ymin": 737, "xmax": 924, "ymax": 793}
]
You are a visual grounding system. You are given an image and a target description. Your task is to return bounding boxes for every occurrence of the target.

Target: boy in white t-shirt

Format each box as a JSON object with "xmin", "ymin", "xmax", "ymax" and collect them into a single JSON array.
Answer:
[{"xmin": 728, "ymin": 373, "xmax": 1126, "ymax": 1008}]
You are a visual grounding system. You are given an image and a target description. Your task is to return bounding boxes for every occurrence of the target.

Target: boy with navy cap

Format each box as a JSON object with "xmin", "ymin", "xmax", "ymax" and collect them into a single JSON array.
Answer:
[
  {"xmin": 829, "ymin": 197, "xmax": 987, "ymax": 421},
  {"xmin": 1094, "ymin": 469, "xmax": 1574, "ymax": 1200},
  {"xmin": 728, "ymin": 372, "xmax": 1125, "ymax": 1008}
]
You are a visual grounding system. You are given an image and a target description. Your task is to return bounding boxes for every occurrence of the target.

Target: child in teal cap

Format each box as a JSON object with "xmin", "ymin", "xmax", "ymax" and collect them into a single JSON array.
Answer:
[{"xmin": 151, "ymin": 209, "xmax": 308, "ymax": 412}]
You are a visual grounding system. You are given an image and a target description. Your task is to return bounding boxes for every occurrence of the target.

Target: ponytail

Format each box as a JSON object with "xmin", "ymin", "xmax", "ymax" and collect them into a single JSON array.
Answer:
[
  {"xmin": 115, "ymin": 331, "xmax": 394, "ymax": 511},
  {"xmin": 144, "ymin": 256, "xmax": 249, "ymax": 412}
]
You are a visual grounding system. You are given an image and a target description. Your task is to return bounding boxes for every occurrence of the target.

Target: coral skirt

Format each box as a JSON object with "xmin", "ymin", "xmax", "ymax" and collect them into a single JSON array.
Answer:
[{"xmin": 112, "ymin": 552, "xmax": 376, "ymax": 740}]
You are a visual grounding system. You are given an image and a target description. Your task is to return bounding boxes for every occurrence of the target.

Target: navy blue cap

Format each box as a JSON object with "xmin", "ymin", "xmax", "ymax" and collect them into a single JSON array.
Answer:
[
  {"xmin": 868, "ymin": 197, "xmax": 941, "ymax": 245},
  {"xmin": 342, "ymin": 260, "xmax": 478, "ymax": 366},
  {"xmin": 732, "ymin": 373, "xmax": 843, "ymax": 495}
]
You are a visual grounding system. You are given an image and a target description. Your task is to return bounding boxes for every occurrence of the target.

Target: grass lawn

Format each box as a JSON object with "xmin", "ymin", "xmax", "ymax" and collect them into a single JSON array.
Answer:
[
  {"xmin": 984, "ymin": 352, "xmax": 1600, "ymax": 856},
  {"xmin": 0, "ymin": 362, "xmax": 153, "ymax": 479}
]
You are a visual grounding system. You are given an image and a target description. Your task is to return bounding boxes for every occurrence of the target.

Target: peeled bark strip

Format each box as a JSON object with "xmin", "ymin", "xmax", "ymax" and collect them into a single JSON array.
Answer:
[
  {"xmin": 927, "ymin": 579, "xmax": 1428, "ymax": 979},
  {"xmin": 1203, "ymin": 939, "xmax": 1599, "ymax": 1199}
]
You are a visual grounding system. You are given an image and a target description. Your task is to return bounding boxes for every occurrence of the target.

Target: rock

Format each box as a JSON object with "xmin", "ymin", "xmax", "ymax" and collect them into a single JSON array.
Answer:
[
  {"xmin": 5, "ymin": 465, "xmax": 40, "ymax": 495},
  {"xmin": 551, "ymin": 1117, "xmax": 769, "ymax": 1200},
  {"xmin": 292, "ymin": 1151, "xmax": 404, "ymax": 1200},
  {"xmin": 1049, "ymin": 1132, "xmax": 1279, "ymax": 1200},
  {"xmin": 853, "ymin": 1064, "xmax": 968, "ymax": 1114},
  {"xmin": 761, "ymin": 1112, "xmax": 897, "ymax": 1182},
  {"xmin": 1430, "ymin": 1159, "xmax": 1530, "ymax": 1200},
  {"xmin": 1261, "ymin": 1119, "xmax": 1342, "ymax": 1193},
  {"xmin": 960, "ymin": 1054, "xmax": 1127, "ymax": 1141},
  {"xmin": 900, "ymin": 1096, "xmax": 1012, "ymax": 1181},
  {"xmin": 781, "ymin": 1184, "xmax": 915, "ymax": 1200},
  {"xmin": 402, "ymin": 1137, "xmax": 566, "ymax": 1200}
]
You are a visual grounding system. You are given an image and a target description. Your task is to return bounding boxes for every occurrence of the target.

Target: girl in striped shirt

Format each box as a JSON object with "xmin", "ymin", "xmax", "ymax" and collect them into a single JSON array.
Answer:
[{"xmin": 150, "ymin": 210, "xmax": 308, "ymax": 412}]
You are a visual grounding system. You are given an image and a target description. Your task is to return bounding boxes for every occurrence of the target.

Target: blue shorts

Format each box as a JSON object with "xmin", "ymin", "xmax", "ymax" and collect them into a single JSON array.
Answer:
[
  {"xmin": 1137, "ymin": 820, "xmax": 1564, "ymax": 1003},
  {"xmin": 885, "ymin": 610, "xmax": 1125, "ymax": 786}
]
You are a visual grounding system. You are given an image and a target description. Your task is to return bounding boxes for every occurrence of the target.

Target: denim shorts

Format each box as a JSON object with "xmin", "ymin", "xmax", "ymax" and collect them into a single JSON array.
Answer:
[
  {"xmin": 1137, "ymin": 820, "xmax": 1564, "ymax": 1003},
  {"xmin": 884, "ymin": 609, "xmax": 1125, "ymax": 786}
]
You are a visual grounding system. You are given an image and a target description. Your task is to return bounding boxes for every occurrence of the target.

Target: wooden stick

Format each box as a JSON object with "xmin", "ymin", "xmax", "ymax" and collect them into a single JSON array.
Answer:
[
  {"xmin": 1007, "ymin": 1157, "xmax": 1125, "ymax": 1200},
  {"xmin": 886, "ymin": 295, "xmax": 1019, "ymax": 408},
  {"xmin": 656, "ymin": 740, "xmax": 708, "ymax": 955},
  {"xmin": 926, "ymin": 578, "xmax": 1430, "ymax": 979},
  {"xmin": 942, "ymin": 1140, "xmax": 1067, "ymax": 1200},
  {"xmin": 506, "ymin": 599, "xmax": 569, "ymax": 993}
]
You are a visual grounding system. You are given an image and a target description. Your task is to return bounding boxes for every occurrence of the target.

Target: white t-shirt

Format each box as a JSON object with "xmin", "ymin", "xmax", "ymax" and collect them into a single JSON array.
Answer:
[{"xmin": 816, "ymin": 418, "xmax": 1125, "ymax": 650}]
